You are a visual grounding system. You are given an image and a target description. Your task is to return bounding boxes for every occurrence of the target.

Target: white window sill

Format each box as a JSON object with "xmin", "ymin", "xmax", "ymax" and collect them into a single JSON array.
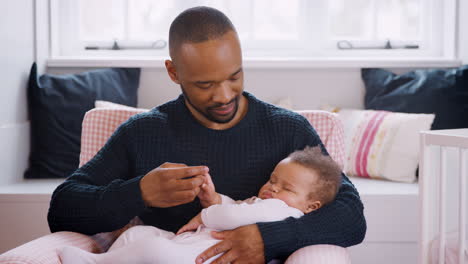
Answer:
[{"xmin": 47, "ymin": 57, "xmax": 462, "ymax": 69}]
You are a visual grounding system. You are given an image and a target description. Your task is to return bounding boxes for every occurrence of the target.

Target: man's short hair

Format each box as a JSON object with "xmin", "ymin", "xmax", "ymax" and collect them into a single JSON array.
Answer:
[
  {"xmin": 288, "ymin": 146, "xmax": 342, "ymax": 205},
  {"xmin": 168, "ymin": 6, "xmax": 236, "ymax": 59}
]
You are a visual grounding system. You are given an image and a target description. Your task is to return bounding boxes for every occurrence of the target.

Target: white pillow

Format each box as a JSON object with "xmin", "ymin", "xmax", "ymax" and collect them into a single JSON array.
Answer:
[
  {"xmin": 338, "ymin": 109, "xmax": 435, "ymax": 183},
  {"xmin": 95, "ymin": 100, "xmax": 148, "ymax": 111}
]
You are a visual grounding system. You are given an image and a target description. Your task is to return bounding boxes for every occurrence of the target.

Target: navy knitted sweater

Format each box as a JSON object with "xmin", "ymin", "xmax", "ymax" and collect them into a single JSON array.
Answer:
[{"xmin": 48, "ymin": 92, "xmax": 366, "ymax": 261}]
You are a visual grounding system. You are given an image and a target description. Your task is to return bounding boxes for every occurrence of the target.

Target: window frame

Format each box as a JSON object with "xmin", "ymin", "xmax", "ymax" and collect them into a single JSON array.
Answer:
[{"xmin": 46, "ymin": 0, "xmax": 461, "ymax": 68}]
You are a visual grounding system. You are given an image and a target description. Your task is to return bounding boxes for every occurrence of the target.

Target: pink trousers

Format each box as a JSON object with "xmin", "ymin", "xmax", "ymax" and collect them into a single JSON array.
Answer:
[{"xmin": 68, "ymin": 225, "xmax": 351, "ymax": 264}]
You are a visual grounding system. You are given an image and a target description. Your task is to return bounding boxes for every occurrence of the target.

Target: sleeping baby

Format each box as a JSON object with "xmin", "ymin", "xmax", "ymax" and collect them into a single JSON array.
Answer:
[{"xmin": 59, "ymin": 146, "xmax": 342, "ymax": 264}]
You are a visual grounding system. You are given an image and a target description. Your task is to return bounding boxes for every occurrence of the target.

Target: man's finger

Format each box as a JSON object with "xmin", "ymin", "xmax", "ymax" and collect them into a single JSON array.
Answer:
[
  {"xmin": 160, "ymin": 166, "xmax": 209, "ymax": 179},
  {"xmin": 160, "ymin": 162, "xmax": 187, "ymax": 168},
  {"xmin": 210, "ymin": 249, "xmax": 238, "ymax": 264},
  {"xmin": 210, "ymin": 230, "xmax": 227, "ymax": 240},
  {"xmin": 172, "ymin": 189, "xmax": 200, "ymax": 203},
  {"xmin": 196, "ymin": 241, "xmax": 232, "ymax": 264},
  {"xmin": 176, "ymin": 175, "xmax": 205, "ymax": 190}
]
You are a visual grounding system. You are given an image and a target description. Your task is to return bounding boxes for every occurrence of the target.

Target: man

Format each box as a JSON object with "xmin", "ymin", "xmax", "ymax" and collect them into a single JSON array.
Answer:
[{"xmin": 48, "ymin": 6, "xmax": 366, "ymax": 264}]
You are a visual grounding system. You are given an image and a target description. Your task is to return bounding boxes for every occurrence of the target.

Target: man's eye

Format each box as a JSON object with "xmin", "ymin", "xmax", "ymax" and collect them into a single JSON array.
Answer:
[{"xmin": 197, "ymin": 83, "xmax": 212, "ymax": 89}]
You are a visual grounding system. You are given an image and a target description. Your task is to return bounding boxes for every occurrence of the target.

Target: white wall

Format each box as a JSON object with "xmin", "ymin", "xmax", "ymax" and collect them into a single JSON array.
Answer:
[
  {"xmin": 48, "ymin": 67, "xmax": 365, "ymax": 110},
  {"xmin": 459, "ymin": 0, "xmax": 468, "ymax": 63},
  {"xmin": 0, "ymin": 1, "xmax": 34, "ymax": 184}
]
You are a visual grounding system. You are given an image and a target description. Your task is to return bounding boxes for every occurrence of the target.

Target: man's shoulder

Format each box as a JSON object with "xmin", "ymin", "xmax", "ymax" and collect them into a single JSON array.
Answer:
[
  {"xmin": 250, "ymin": 95, "xmax": 310, "ymax": 129},
  {"xmin": 124, "ymin": 97, "xmax": 182, "ymax": 128},
  {"xmin": 125, "ymin": 108, "xmax": 168, "ymax": 126}
]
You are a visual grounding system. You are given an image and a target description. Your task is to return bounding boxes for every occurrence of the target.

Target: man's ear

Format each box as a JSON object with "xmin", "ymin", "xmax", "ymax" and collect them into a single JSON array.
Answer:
[
  {"xmin": 304, "ymin": 201, "xmax": 322, "ymax": 214},
  {"xmin": 165, "ymin": 60, "xmax": 180, "ymax": 84}
]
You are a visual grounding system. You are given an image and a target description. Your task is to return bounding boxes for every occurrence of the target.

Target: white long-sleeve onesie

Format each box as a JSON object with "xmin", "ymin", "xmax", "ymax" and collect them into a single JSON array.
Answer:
[{"xmin": 59, "ymin": 196, "xmax": 303, "ymax": 264}]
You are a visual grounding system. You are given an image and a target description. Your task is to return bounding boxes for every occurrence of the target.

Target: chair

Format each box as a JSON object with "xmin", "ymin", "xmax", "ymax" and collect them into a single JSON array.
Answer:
[{"xmin": 0, "ymin": 108, "xmax": 349, "ymax": 264}]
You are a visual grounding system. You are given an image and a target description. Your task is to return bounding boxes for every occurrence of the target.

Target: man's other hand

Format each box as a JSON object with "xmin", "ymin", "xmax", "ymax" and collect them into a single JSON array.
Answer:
[
  {"xmin": 196, "ymin": 224, "xmax": 265, "ymax": 264},
  {"xmin": 139, "ymin": 162, "xmax": 208, "ymax": 208}
]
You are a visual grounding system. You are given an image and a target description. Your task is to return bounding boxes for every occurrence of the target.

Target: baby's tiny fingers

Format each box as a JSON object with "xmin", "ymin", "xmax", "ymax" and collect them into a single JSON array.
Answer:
[{"xmin": 176, "ymin": 226, "xmax": 186, "ymax": 235}]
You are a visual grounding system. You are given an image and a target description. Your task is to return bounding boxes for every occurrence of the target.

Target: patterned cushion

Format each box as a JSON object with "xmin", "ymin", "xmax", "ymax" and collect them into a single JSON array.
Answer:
[
  {"xmin": 295, "ymin": 110, "xmax": 345, "ymax": 170},
  {"xmin": 79, "ymin": 108, "xmax": 146, "ymax": 167},
  {"xmin": 80, "ymin": 105, "xmax": 345, "ymax": 169},
  {"xmin": 338, "ymin": 109, "xmax": 434, "ymax": 182}
]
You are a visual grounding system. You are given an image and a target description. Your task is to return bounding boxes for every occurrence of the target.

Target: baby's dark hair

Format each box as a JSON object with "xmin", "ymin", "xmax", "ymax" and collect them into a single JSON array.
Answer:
[
  {"xmin": 288, "ymin": 146, "xmax": 342, "ymax": 206},
  {"xmin": 169, "ymin": 6, "xmax": 236, "ymax": 59}
]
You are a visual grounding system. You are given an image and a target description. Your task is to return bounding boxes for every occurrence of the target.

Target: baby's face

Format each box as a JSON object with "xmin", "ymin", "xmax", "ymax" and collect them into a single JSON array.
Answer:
[{"xmin": 258, "ymin": 158, "xmax": 319, "ymax": 214}]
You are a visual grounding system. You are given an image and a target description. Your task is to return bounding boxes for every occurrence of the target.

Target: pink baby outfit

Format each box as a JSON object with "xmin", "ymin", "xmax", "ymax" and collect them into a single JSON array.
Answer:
[{"xmin": 59, "ymin": 195, "xmax": 303, "ymax": 264}]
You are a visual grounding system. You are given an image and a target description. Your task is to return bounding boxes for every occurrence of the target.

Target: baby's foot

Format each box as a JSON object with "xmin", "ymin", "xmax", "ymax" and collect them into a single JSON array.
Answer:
[{"xmin": 58, "ymin": 246, "xmax": 97, "ymax": 264}]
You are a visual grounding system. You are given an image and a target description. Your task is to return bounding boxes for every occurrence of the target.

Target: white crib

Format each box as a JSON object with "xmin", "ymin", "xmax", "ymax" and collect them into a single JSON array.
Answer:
[{"xmin": 419, "ymin": 129, "xmax": 468, "ymax": 264}]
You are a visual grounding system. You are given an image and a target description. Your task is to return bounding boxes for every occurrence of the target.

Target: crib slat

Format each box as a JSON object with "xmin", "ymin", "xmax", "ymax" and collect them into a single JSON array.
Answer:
[
  {"xmin": 419, "ymin": 135, "xmax": 431, "ymax": 264},
  {"xmin": 459, "ymin": 149, "xmax": 466, "ymax": 264},
  {"xmin": 439, "ymin": 147, "xmax": 447, "ymax": 264}
]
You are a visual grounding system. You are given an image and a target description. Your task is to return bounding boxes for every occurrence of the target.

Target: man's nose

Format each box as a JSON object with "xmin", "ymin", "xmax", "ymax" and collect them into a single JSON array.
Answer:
[{"xmin": 212, "ymin": 81, "xmax": 234, "ymax": 105}]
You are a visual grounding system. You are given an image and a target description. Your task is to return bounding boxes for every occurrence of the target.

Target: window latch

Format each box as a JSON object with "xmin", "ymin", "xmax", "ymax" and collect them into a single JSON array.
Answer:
[
  {"xmin": 85, "ymin": 39, "xmax": 167, "ymax": 50},
  {"xmin": 337, "ymin": 39, "xmax": 419, "ymax": 50}
]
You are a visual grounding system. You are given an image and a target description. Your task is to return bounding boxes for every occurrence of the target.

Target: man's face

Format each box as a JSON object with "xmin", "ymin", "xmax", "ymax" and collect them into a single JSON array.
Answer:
[{"xmin": 166, "ymin": 31, "xmax": 244, "ymax": 126}]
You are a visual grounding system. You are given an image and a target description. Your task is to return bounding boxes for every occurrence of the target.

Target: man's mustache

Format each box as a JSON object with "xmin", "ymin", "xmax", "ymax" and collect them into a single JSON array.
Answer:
[{"xmin": 208, "ymin": 97, "xmax": 238, "ymax": 109}]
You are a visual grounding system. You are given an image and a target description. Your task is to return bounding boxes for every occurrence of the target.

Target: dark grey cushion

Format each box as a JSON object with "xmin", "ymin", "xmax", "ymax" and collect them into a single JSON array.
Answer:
[
  {"xmin": 362, "ymin": 66, "xmax": 468, "ymax": 130},
  {"xmin": 25, "ymin": 63, "xmax": 140, "ymax": 178}
]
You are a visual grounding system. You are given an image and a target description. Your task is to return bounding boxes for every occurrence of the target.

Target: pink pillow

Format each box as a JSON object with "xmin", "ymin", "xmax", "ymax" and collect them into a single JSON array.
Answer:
[
  {"xmin": 338, "ymin": 109, "xmax": 435, "ymax": 182},
  {"xmin": 80, "ymin": 107, "xmax": 147, "ymax": 166}
]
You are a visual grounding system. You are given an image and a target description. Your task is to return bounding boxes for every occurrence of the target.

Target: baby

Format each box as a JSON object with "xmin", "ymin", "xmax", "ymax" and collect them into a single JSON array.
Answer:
[{"xmin": 59, "ymin": 146, "xmax": 342, "ymax": 264}]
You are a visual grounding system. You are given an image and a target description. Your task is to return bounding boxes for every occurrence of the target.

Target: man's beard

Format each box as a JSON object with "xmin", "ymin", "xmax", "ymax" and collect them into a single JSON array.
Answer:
[{"xmin": 181, "ymin": 85, "xmax": 239, "ymax": 124}]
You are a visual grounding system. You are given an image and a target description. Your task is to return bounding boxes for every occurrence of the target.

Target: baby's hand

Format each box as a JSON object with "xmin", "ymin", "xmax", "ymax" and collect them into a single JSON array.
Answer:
[
  {"xmin": 176, "ymin": 213, "xmax": 203, "ymax": 235},
  {"xmin": 198, "ymin": 173, "xmax": 221, "ymax": 208}
]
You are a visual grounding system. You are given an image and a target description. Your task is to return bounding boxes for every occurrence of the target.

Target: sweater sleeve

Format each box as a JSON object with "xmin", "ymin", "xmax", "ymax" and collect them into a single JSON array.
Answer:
[
  {"xmin": 201, "ymin": 198, "xmax": 303, "ymax": 231},
  {"xmin": 47, "ymin": 120, "xmax": 147, "ymax": 235},
  {"xmin": 256, "ymin": 116, "xmax": 367, "ymax": 261}
]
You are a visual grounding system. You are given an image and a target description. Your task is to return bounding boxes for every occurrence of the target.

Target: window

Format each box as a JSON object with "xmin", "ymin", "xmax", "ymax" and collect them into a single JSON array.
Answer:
[{"xmin": 51, "ymin": 0, "xmax": 458, "ymax": 65}]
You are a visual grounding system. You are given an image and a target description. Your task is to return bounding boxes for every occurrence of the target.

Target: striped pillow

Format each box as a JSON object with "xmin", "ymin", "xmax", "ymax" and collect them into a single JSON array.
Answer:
[{"xmin": 339, "ymin": 109, "xmax": 434, "ymax": 182}]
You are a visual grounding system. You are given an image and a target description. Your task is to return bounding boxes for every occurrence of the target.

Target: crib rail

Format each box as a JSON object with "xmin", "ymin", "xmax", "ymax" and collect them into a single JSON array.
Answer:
[{"xmin": 419, "ymin": 129, "xmax": 468, "ymax": 264}]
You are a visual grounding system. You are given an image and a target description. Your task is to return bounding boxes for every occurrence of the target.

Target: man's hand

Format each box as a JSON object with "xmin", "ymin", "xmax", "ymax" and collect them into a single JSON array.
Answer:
[
  {"xmin": 196, "ymin": 225, "xmax": 265, "ymax": 264},
  {"xmin": 176, "ymin": 213, "xmax": 203, "ymax": 235},
  {"xmin": 139, "ymin": 162, "xmax": 208, "ymax": 208},
  {"xmin": 198, "ymin": 173, "xmax": 221, "ymax": 208}
]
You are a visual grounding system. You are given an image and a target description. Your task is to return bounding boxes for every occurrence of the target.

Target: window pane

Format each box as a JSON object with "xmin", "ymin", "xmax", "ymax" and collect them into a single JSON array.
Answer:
[
  {"xmin": 329, "ymin": 0, "xmax": 421, "ymax": 40},
  {"xmin": 329, "ymin": 0, "xmax": 373, "ymax": 39},
  {"xmin": 376, "ymin": 0, "xmax": 420, "ymax": 40},
  {"xmin": 127, "ymin": 0, "xmax": 251, "ymax": 41},
  {"xmin": 252, "ymin": 0, "xmax": 300, "ymax": 40},
  {"xmin": 79, "ymin": 0, "xmax": 125, "ymax": 41},
  {"xmin": 127, "ymin": 0, "xmax": 178, "ymax": 41}
]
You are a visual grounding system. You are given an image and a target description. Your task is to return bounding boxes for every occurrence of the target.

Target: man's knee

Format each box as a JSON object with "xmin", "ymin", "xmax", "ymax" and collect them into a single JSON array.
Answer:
[{"xmin": 285, "ymin": 245, "xmax": 351, "ymax": 264}]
